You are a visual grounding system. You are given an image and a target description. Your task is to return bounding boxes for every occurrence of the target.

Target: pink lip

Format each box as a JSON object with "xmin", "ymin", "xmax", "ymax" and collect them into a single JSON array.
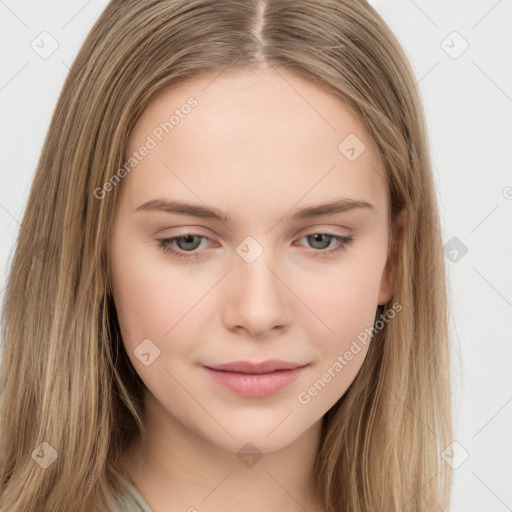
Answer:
[{"xmin": 202, "ymin": 360, "xmax": 308, "ymax": 398}]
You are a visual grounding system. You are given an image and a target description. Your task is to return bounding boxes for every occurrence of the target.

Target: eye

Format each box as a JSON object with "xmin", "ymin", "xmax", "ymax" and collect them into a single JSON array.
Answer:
[
  {"xmin": 295, "ymin": 232, "xmax": 354, "ymax": 258},
  {"xmin": 155, "ymin": 231, "xmax": 354, "ymax": 260},
  {"xmin": 156, "ymin": 234, "xmax": 210, "ymax": 260}
]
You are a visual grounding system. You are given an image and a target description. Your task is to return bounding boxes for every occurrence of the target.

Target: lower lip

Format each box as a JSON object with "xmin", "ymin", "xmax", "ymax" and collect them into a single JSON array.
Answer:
[{"xmin": 202, "ymin": 366, "xmax": 307, "ymax": 398}]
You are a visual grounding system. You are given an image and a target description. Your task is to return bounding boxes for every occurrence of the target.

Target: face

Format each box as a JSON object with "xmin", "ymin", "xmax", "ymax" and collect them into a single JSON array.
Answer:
[{"xmin": 109, "ymin": 68, "xmax": 398, "ymax": 454}]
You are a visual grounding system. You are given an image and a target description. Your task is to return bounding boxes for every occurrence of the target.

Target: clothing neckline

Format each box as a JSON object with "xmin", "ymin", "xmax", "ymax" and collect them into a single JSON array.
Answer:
[{"xmin": 125, "ymin": 478, "xmax": 155, "ymax": 512}]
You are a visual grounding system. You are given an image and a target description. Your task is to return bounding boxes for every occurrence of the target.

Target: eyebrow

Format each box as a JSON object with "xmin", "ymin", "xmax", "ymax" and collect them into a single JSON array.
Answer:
[{"xmin": 135, "ymin": 197, "xmax": 374, "ymax": 223}]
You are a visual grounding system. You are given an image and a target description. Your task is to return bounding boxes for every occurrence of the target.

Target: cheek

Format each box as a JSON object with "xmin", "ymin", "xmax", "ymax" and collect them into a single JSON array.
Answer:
[
  {"xmin": 304, "ymin": 260, "xmax": 383, "ymax": 342},
  {"xmin": 295, "ymin": 253, "xmax": 384, "ymax": 398},
  {"xmin": 295, "ymin": 224, "xmax": 388, "ymax": 343},
  {"xmin": 109, "ymin": 238, "xmax": 202, "ymax": 352},
  {"xmin": 292, "ymin": 271, "xmax": 380, "ymax": 417},
  {"xmin": 111, "ymin": 233, "xmax": 385, "ymax": 354}
]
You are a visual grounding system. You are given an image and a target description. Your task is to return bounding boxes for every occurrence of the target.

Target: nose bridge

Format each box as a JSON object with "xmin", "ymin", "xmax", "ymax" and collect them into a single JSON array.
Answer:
[{"xmin": 222, "ymin": 236, "xmax": 290, "ymax": 336}]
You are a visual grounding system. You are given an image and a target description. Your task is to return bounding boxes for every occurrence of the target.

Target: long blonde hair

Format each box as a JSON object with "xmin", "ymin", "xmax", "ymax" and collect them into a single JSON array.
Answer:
[{"xmin": 0, "ymin": 1, "xmax": 452, "ymax": 510}]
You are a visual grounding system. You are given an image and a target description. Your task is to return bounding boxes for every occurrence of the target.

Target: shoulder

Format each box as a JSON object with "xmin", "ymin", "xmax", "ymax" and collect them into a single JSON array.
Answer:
[{"xmin": 113, "ymin": 481, "xmax": 155, "ymax": 512}]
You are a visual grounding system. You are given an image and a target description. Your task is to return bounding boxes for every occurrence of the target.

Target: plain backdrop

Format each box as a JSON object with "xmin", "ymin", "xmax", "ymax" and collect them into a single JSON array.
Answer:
[{"xmin": 1, "ymin": 1, "xmax": 511, "ymax": 510}]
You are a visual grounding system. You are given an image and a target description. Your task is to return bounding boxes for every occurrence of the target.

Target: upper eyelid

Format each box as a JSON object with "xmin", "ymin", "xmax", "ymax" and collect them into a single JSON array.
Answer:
[{"xmin": 160, "ymin": 224, "xmax": 351, "ymax": 239}]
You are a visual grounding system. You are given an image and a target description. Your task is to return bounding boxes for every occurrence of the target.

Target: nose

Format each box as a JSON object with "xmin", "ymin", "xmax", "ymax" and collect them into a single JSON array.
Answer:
[{"xmin": 221, "ymin": 250, "xmax": 292, "ymax": 338}]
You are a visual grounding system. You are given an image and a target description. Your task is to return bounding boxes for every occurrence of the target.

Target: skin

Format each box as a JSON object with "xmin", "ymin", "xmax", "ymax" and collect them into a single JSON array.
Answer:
[{"xmin": 110, "ymin": 67, "xmax": 402, "ymax": 512}]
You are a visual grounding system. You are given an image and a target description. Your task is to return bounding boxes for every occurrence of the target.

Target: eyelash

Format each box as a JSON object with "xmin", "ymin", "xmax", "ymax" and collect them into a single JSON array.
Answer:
[{"xmin": 155, "ymin": 232, "xmax": 354, "ymax": 260}]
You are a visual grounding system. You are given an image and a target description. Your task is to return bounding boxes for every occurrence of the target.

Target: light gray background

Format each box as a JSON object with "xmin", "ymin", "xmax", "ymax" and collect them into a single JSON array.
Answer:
[{"xmin": 1, "ymin": 1, "xmax": 511, "ymax": 510}]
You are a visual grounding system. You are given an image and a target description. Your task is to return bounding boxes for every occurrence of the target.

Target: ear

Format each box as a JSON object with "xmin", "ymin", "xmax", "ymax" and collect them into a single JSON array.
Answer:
[{"xmin": 377, "ymin": 208, "xmax": 406, "ymax": 306}]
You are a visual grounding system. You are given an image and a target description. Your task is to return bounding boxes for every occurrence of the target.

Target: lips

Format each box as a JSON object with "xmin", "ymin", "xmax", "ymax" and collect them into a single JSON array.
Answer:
[
  {"xmin": 204, "ymin": 359, "xmax": 306, "ymax": 374},
  {"xmin": 202, "ymin": 360, "xmax": 309, "ymax": 398}
]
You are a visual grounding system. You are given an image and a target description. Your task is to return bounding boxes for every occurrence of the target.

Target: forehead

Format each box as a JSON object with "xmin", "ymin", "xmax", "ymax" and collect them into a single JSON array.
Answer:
[{"xmin": 122, "ymin": 68, "xmax": 388, "ymax": 219}]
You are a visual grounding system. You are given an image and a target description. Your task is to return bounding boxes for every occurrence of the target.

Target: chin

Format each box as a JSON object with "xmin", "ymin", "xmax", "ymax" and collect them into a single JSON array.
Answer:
[{"xmin": 195, "ymin": 417, "xmax": 316, "ymax": 456}]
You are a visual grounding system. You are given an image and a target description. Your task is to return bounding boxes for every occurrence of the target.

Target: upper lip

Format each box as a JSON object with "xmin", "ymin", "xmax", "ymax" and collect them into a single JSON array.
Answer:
[{"xmin": 204, "ymin": 359, "xmax": 307, "ymax": 374}]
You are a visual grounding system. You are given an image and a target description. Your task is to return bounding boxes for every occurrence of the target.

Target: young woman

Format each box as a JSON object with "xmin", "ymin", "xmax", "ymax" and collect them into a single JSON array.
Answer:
[{"xmin": 0, "ymin": 1, "xmax": 452, "ymax": 511}]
